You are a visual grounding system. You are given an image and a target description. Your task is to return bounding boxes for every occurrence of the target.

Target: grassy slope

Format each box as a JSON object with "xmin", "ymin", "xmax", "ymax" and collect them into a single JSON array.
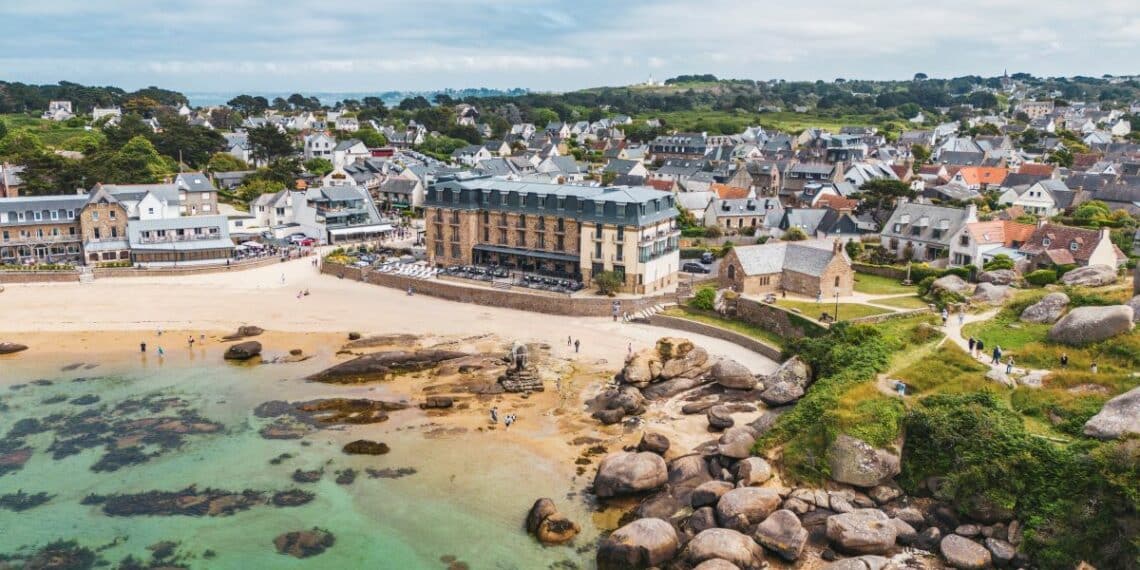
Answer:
[
  {"xmin": 659, "ymin": 306, "xmax": 784, "ymax": 349},
  {"xmin": 775, "ymin": 299, "xmax": 891, "ymax": 321},
  {"xmin": 1, "ymin": 113, "xmax": 88, "ymax": 147}
]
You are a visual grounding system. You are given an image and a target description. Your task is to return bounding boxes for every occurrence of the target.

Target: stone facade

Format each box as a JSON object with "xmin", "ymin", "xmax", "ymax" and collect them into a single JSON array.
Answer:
[
  {"xmin": 0, "ymin": 220, "xmax": 83, "ymax": 264},
  {"xmin": 178, "ymin": 189, "xmax": 218, "ymax": 216},
  {"xmin": 79, "ymin": 200, "xmax": 130, "ymax": 263},
  {"xmin": 720, "ymin": 242, "xmax": 854, "ymax": 298}
]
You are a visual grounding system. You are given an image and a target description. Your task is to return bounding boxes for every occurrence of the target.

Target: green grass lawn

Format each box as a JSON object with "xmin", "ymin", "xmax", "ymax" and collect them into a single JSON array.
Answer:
[
  {"xmin": 853, "ymin": 273, "xmax": 916, "ymax": 295},
  {"xmin": 872, "ymin": 295, "xmax": 929, "ymax": 309},
  {"xmin": 775, "ymin": 299, "xmax": 891, "ymax": 321},
  {"xmin": 660, "ymin": 307, "xmax": 785, "ymax": 349},
  {"xmin": 894, "ymin": 344, "xmax": 991, "ymax": 396},
  {"xmin": 1, "ymin": 113, "xmax": 88, "ymax": 147}
]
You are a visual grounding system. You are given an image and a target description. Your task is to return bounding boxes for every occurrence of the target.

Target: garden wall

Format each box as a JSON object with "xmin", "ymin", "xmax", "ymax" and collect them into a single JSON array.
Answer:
[
  {"xmin": 644, "ymin": 314, "xmax": 783, "ymax": 360},
  {"xmin": 0, "ymin": 271, "xmax": 80, "ymax": 284},
  {"xmin": 92, "ymin": 257, "xmax": 282, "ymax": 278},
  {"xmin": 732, "ymin": 297, "xmax": 827, "ymax": 339},
  {"xmin": 852, "ymin": 263, "xmax": 908, "ymax": 280}
]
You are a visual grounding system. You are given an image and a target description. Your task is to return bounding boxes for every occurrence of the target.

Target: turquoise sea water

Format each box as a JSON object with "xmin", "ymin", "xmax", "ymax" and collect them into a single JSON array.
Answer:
[{"xmin": 0, "ymin": 358, "xmax": 596, "ymax": 569}]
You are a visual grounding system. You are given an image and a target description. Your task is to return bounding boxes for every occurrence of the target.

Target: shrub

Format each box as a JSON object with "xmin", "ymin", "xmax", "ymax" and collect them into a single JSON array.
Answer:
[
  {"xmin": 680, "ymin": 248, "xmax": 707, "ymax": 259},
  {"xmin": 593, "ymin": 271, "xmax": 623, "ymax": 296},
  {"xmin": 704, "ymin": 225, "xmax": 723, "ymax": 238},
  {"xmin": 983, "ymin": 254, "xmax": 1015, "ymax": 271},
  {"xmin": 783, "ymin": 227, "xmax": 808, "ymax": 241},
  {"xmin": 741, "ymin": 226, "xmax": 758, "ymax": 237},
  {"xmin": 844, "ymin": 239, "xmax": 864, "ymax": 260},
  {"xmin": 1025, "ymin": 269, "xmax": 1057, "ymax": 286},
  {"xmin": 681, "ymin": 227, "xmax": 706, "ymax": 238},
  {"xmin": 689, "ymin": 287, "xmax": 717, "ymax": 311}
]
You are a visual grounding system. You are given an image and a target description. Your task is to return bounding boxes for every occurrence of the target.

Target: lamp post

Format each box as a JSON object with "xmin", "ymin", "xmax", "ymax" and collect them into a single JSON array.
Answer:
[{"xmin": 834, "ymin": 290, "xmax": 841, "ymax": 323}]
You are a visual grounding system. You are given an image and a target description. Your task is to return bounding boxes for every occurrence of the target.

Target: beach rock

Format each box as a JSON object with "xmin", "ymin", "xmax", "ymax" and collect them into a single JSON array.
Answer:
[
  {"xmin": 688, "ymin": 506, "xmax": 719, "ymax": 534},
  {"xmin": 754, "ymin": 509, "xmax": 808, "ymax": 561},
  {"xmin": 1128, "ymin": 295, "xmax": 1140, "ymax": 322},
  {"xmin": 0, "ymin": 341, "xmax": 28, "ymax": 354},
  {"xmin": 891, "ymin": 518, "xmax": 917, "ymax": 545},
  {"xmin": 685, "ymin": 528, "xmax": 766, "ymax": 569},
  {"xmin": 940, "ymin": 534, "xmax": 992, "ymax": 569},
  {"xmin": 224, "ymin": 341, "xmax": 262, "ymax": 361},
  {"xmin": 978, "ymin": 269, "xmax": 1020, "ymax": 286},
  {"xmin": 596, "ymin": 518, "xmax": 679, "ymax": 569},
  {"xmin": 1060, "ymin": 264, "xmax": 1117, "ymax": 287},
  {"xmin": 758, "ymin": 356, "xmax": 813, "ymax": 406},
  {"xmin": 868, "ymin": 485, "xmax": 902, "ymax": 505},
  {"xmin": 693, "ymin": 560, "xmax": 743, "ymax": 570},
  {"xmin": 593, "ymin": 408, "xmax": 626, "ymax": 425},
  {"xmin": 660, "ymin": 344, "xmax": 710, "ymax": 380},
  {"xmin": 707, "ymin": 406, "xmax": 735, "ymax": 430},
  {"xmin": 887, "ymin": 506, "xmax": 925, "ymax": 528},
  {"xmin": 637, "ymin": 432, "xmax": 671, "ymax": 455},
  {"xmin": 1006, "ymin": 521, "xmax": 1023, "ymax": 546},
  {"xmin": 669, "ymin": 454, "xmax": 713, "ymax": 486},
  {"xmin": 593, "ymin": 452, "xmax": 668, "ymax": 498},
  {"xmin": 1019, "ymin": 292, "xmax": 1069, "ymax": 324},
  {"xmin": 825, "ymin": 509, "xmax": 897, "ymax": 555},
  {"xmin": 826, "ymin": 435, "xmax": 900, "ymax": 488},
  {"xmin": 822, "ymin": 555, "xmax": 893, "ymax": 570},
  {"xmin": 972, "ymin": 283, "xmax": 1012, "ymax": 305},
  {"xmin": 735, "ymin": 457, "xmax": 772, "ymax": 486},
  {"xmin": 536, "ymin": 513, "xmax": 581, "ymax": 545},
  {"xmin": 717, "ymin": 426, "xmax": 758, "ymax": 460},
  {"xmin": 341, "ymin": 440, "xmax": 389, "ymax": 455},
  {"xmin": 913, "ymin": 526, "xmax": 942, "ymax": 551},
  {"xmin": 682, "ymin": 401, "xmax": 717, "ymax": 415},
  {"xmin": 273, "ymin": 528, "xmax": 334, "ymax": 558},
  {"xmin": 228, "ymin": 325, "xmax": 264, "ymax": 339},
  {"xmin": 782, "ymin": 497, "xmax": 811, "ymax": 515},
  {"xmin": 985, "ymin": 537, "xmax": 1016, "ymax": 567},
  {"xmin": 932, "ymin": 275, "xmax": 971, "ymax": 295},
  {"xmin": 1083, "ymin": 386, "xmax": 1140, "ymax": 440},
  {"xmin": 692, "ymin": 481, "xmax": 735, "ymax": 508},
  {"xmin": 609, "ymin": 387, "xmax": 647, "ymax": 415},
  {"xmin": 525, "ymin": 498, "xmax": 559, "ymax": 535},
  {"xmin": 1047, "ymin": 305, "xmax": 1135, "ymax": 346},
  {"xmin": 308, "ymin": 349, "xmax": 468, "ymax": 383},
  {"xmin": 636, "ymin": 492, "xmax": 686, "ymax": 523},
  {"xmin": 716, "ymin": 487, "xmax": 782, "ymax": 531},
  {"xmin": 420, "ymin": 396, "xmax": 453, "ymax": 409},
  {"xmin": 642, "ymin": 376, "xmax": 708, "ymax": 399},
  {"xmin": 712, "ymin": 359, "xmax": 757, "ymax": 390},
  {"xmin": 623, "ymin": 349, "xmax": 660, "ymax": 388},
  {"xmin": 955, "ymin": 524, "xmax": 981, "ymax": 537}
]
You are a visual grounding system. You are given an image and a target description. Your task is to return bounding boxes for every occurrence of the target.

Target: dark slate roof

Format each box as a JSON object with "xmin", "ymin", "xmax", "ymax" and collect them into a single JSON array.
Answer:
[
  {"xmin": 378, "ymin": 178, "xmax": 417, "ymax": 195},
  {"xmin": 938, "ymin": 151, "xmax": 986, "ymax": 166},
  {"xmin": 175, "ymin": 172, "xmax": 217, "ymax": 193},
  {"xmin": 733, "ymin": 242, "xmax": 844, "ymax": 277}
]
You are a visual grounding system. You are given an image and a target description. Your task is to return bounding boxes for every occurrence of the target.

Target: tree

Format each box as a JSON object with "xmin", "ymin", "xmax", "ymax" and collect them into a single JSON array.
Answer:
[
  {"xmin": 206, "ymin": 152, "xmax": 249, "ymax": 173},
  {"xmin": 398, "ymin": 96, "xmax": 431, "ymax": 111},
  {"xmin": 227, "ymin": 94, "xmax": 268, "ymax": 116},
  {"xmin": 530, "ymin": 108, "xmax": 559, "ymax": 126},
  {"xmin": 593, "ymin": 271, "xmax": 623, "ymax": 296},
  {"xmin": 247, "ymin": 124, "xmax": 294, "ymax": 163},
  {"xmin": 1046, "ymin": 147, "xmax": 1074, "ymax": 168},
  {"xmin": 148, "ymin": 114, "xmax": 226, "ymax": 168},
  {"xmin": 783, "ymin": 227, "xmax": 808, "ymax": 241},
  {"xmin": 247, "ymin": 158, "xmax": 303, "ymax": 187},
  {"xmin": 106, "ymin": 136, "xmax": 171, "ymax": 183},
  {"xmin": 910, "ymin": 144, "xmax": 931, "ymax": 167},
  {"xmin": 913, "ymin": 73, "xmax": 928, "ymax": 81},
  {"xmin": 234, "ymin": 179, "xmax": 286, "ymax": 204},
  {"xmin": 853, "ymin": 179, "xmax": 917, "ymax": 225},
  {"xmin": 60, "ymin": 131, "xmax": 106, "ymax": 154},
  {"xmin": 303, "ymin": 157, "xmax": 334, "ymax": 177},
  {"xmin": 0, "ymin": 118, "xmax": 7, "ymax": 141},
  {"xmin": 689, "ymin": 287, "xmax": 717, "ymax": 310},
  {"xmin": 122, "ymin": 96, "xmax": 162, "ymax": 115},
  {"xmin": 844, "ymin": 240, "xmax": 864, "ymax": 260},
  {"xmin": 354, "ymin": 128, "xmax": 388, "ymax": 148},
  {"xmin": 0, "ymin": 130, "xmax": 46, "ymax": 160}
]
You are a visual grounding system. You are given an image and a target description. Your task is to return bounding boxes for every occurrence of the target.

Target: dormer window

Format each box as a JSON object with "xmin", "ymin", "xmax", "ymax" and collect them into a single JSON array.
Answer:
[
  {"xmin": 1042, "ymin": 238, "xmax": 1051, "ymax": 247},
  {"xmin": 1069, "ymin": 241, "xmax": 1079, "ymax": 251}
]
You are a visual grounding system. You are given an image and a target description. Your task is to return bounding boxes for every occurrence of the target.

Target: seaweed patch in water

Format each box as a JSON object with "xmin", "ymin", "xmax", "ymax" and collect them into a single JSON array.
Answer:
[
  {"xmin": 0, "ymin": 540, "xmax": 100, "ymax": 569},
  {"xmin": 0, "ymin": 490, "xmax": 55, "ymax": 512},
  {"xmin": 70, "ymin": 394, "xmax": 101, "ymax": 406},
  {"xmin": 365, "ymin": 467, "xmax": 418, "ymax": 479}
]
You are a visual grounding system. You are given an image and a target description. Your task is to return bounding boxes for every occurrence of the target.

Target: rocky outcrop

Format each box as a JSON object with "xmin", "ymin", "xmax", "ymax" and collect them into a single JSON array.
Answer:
[
  {"xmin": 940, "ymin": 534, "xmax": 992, "ymax": 569},
  {"xmin": 715, "ymin": 487, "xmax": 781, "ymax": 531},
  {"xmin": 735, "ymin": 457, "xmax": 772, "ymax": 486},
  {"xmin": 223, "ymin": 341, "xmax": 262, "ymax": 361},
  {"xmin": 717, "ymin": 426, "xmax": 759, "ymax": 459},
  {"xmin": 707, "ymin": 406, "xmax": 735, "ymax": 430},
  {"xmin": 972, "ymin": 283, "xmax": 1012, "ymax": 305},
  {"xmin": 637, "ymin": 432, "xmax": 671, "ymax": 455},
  {"xmin": 825, "ymin": 509, "xmax": 898, "ymax": 555},
  {"xmin": 1047, "ymin": 305, "xmax": 1135, "ymax": 346},
  {"xmin": 273, "ymin": 528, "xmax": 334, "ymax": 558},
  {"xmin": 754, "ymin": 509, "xmax": 808, "ymax": 561},
  {"xmin": 1060, "ymin": 264, "xmax": 1117, "ymax": 287},
  {"xmin": 308, "ymin": 349, "xmax": 468, "ymax": 383},
  {"xmin": 623, "ymin": 337, "xmax": 712, "ymax": 389},
  {"xmin": 684, "ymin": 528, "xmax": 767, "ymax": 569},
  {"xmin": 341, "ymin": 440, "xmax": 389, "ymax": 455},
  {"xmin": 691, "ymin": 481, "xmax": 734, "ymax": 508},
  {"xmin": 826, "ymin": 435, "xmax": 900, "ymax": 488},
  {"xmin": 420, "ymin": 396, "xmax": 453, "ymax": 409},
  {"xmin": 0, "ymin": 341, "xmax": 28, "ymax": 355},
  {"xmin": 822, "ymin": 555, "xmax": 893, "ymax": 570},
  {"xmin": 1129, "ymin": 295, "xmax": 1140, "ymax": 322},
  {"xmin": 1019, "ymin": 292, "xmax": 1069, "ymax": 323},
  {"xmin": 597, "ymin": 518, "xmax": 679, "ymax": 569},
  {"xmin": 224, "ymin": 325, "xmax": 264, "ymax": 340},
  {"xmin": 977, "ymin": 269, "xmax": 1020, "ymax": 286},
  {"xmin": 931, "ymin": 275, "xmax": 971, "ymax": 296},
  {"xmin": 593, "ymin": 452, "xmax": 668, "ymax": 498},
  {"xmin": 524, "ymin": 498, "xmax": 580, "ymax": 545},
  {"xmin": 711, "ymin": 359, "xmax": 757, "ymax": 390},
  {"xmin": 759, "ymin": 356, "xmax": 813, "ymax": 406},
  {"xmin": 1083, "ymin": 386, "xmax": 1140, "ymax": 440}
]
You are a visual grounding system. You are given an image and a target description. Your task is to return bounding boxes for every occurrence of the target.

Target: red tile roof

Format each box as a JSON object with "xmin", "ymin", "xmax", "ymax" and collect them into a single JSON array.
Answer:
[
  {"xmin": 647, "ymin": 179, "xmax": 675, "ymax": 192},
  {"xmin": 955, "ymin": 166, "xmax": 1009, "ymax": 186},
  {"xmin": 710, "ymin": 183, "xmax": 750, "ymax": 200},
  {"xmin": 1017, "ymin": 163, "xmax": 1055, "ymax": 176}
]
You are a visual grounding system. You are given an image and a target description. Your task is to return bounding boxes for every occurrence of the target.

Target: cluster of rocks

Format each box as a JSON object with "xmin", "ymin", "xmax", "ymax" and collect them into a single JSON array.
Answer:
[
  {"xmin": 307, "ymin": 349, "xmax": 468, "ymax": 383},
  {"xmin": 931, "ymin": 274, "xmax": 1013, "ymax": 307},
  {"xmin": 87, "ymin": 485, "xmax": 313, "ymax": 517},
  {"xmin": 273, "ymin": 528, "xmax": 335, "ymax": 558},
  {"xmin": 0, "ymin": 341, "xmax": 28, "ymax": 355},
  {"xmin": 498, "ymin": 366, "xmax": 544, "ymax": 393},
  {"xmin": 525, "ymin": 498, "xmax": 581, "ymax": 545},
  {"xmin": 1059, "ymin": 264, "xmax": 1118, "ymax": 287},
  {"xmin": 593, "ymin": 432, "xmax": 1030, "ymax": 570},
  {"xmin": 1016, "ymin": 288, "xmax": 1136, "ymax": 345}
]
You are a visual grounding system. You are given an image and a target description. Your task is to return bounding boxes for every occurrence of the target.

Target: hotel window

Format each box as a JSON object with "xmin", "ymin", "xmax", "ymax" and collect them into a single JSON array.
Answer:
[
  {"xmin": 94, "ymin": 228, "xmax": 101, "ymax": 239},
  {"xmin": 499, "ymin": 213, "xmax": 507, "ymax": 226},
  {"xmin": 556, "ymin": 218, "xmax": 565, "ymax": 232},
  {"xmin": 483, "ymin": 227, "xmax": 489, "ymax": 241},
  {"xmin": 557, "ymin": 197, "xmax": 565, "ymax": 210},
  {"xmin": 537, "ymin": 217, "xmax": 545, "ymax": 230},
  {"xmin": 69, "ymin": 227, "xmax": 76, "ymax": 236},
  {"xmin": 451, "ymin": 244, "xmax": 460, "ymax": 258},
  {"xmin": 483, "ymin": 211, "xmax": 489, "ymax": 224},
  {"xmin": 111, "ymin": 227, "xmax": 118, "ymax": 238},
  {"xmin": 17, "ymin": 212, "xmax": 24, "ymax": 222},
  {"xmin": 434, "ymin": 243, "xmax": 443, "ymax": 256},
  {"xmin": 51, "ymin": 228, "xmax": 59, "ymax": 236},
  {"xmin": 498, "ymin": 229, "xmax": 507, "ymax": 245},
  {"xmin": 37, "ymin": 229, "xmax": 43, "ymax": 238},
  {"xmin": 537, "ymin": 234, "xmax": 545, "ymax": 249},
  {"xmin": 556, "ymin": 235, "xmax": 564, "ymax": 250},
  {"xmin": 594, "ymin": 242, "xmax": 602, "ymax": 259},
  {"xmin": 50, "ymin": 210, "xmax": 58, "ymax": 220},
  {"xmin": 516, "ymin": 230, "xmax": 525, "ymax": 244},
  {"xmin": 34, "ymin": 211, "xmax": 42, "ymax": 221}
]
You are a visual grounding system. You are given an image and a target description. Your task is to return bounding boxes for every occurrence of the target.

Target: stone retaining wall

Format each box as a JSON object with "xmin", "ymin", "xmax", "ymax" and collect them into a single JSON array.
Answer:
[
  {"xmin": 852, "ymin": 262, "xmax": 908, "ymax": 280},
  {"xmin": 733, "ymin": 297, "xmax": 827, "ymax": 339},
  {"xmin": 848, "ymin": 307, "xmax": 933, "ymax": 325},
  {"xmin": 92, "ymin": 256, "xmax": 283, "ymax": 278},
  {"xmin": 324, "ymin": 261, "xmax": 677, "ymax": 317},
  {"xmin": 0, "ymin": 271, "xmax": 80, "ymax": 284},
  {"xmin": 644, "ymin": 314, "xmax": 783, "ymax": 360}
]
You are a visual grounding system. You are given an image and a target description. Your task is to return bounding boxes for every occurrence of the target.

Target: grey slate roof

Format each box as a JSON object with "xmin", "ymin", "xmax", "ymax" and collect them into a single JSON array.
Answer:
[
  {"xmin": 0, "ymin": 195, "xmax": 88, "ymax": 225},
  {"xmin": 881, "ymin": 202, "xmax": 974, "ymax": 247},
  {"xmin": 733, "ymin": 242, "xmax": 843, "ymax": 277},
  {"xmin": 175, "ymin": 172, "xmax": 217, "ymax": 193},
  {"xmin": 378, "ymin": 178, "xmax": 417, "ymax": 195}
]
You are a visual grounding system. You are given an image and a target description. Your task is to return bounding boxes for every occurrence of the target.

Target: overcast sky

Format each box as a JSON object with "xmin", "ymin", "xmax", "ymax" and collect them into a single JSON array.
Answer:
[{"xmin": 2, "ymin": 0, "xmax": 1138, "ymax": 93}]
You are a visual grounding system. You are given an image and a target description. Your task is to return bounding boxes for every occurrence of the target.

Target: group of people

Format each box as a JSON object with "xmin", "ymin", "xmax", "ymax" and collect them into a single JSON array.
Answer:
[
  {"xmin": 489, "ymin": 407, "xmax": 517, "ymax": 428},
  {"xmin": 141, "ymin": 331, "xmax": 209, "ymax": 359},
  {"xmin": 567, "ymin": 336, "xmax": 580, "ymax": 353},
  {"xmin": 941, "ymin": 307, "xmax": 964, "ymax": 327}
]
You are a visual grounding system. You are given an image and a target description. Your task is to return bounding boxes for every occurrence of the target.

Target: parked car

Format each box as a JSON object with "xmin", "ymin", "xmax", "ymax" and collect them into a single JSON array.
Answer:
[
  {"xmin": 287, "ymin": 234, "xmax": 308, "ymax": 244},
  {"xmin": 682, "ymin": 262, "xmax": 711, "ymax": 274},
  {"xmin": 299, "ymin": 238, "xmax": 317, "ymax": 247},
  {"xmin": 700, "ymin": 252, "xmax": 714, "ymax": 264}
]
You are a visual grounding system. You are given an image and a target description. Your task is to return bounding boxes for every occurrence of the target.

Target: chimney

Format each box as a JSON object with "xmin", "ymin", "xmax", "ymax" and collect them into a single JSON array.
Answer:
[
  {"xmin": 965, "ymin": 203, "xmax": 978, "ymax": 222},
  {"xmin": 833, "ymin": 239, "xmax": 843, "ymax": 254},
  {"xmin": 1099, "ymin": 227, "xmax": 1111, "ymax": 243}
]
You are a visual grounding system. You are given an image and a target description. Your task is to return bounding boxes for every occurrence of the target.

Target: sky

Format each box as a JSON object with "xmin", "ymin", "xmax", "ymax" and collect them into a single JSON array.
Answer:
[{"xmin": 2, "ymin": 0, "xmax": 1139, "ymax": 94}]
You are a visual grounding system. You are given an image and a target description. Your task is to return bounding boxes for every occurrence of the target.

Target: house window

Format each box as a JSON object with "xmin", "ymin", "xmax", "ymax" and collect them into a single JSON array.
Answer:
[
  {"xmin": 959, "ymin": 235, "xmax": 969, "ymax": 246},
  {"xmin": 33, "ymin": 211, "xmax": 42, "ymax": 221},
  {"xmin": 483, "ymin": 227, "xmax": 490, "ymax": 241},
  {"xmin": 109, "ymin": 210, "xmax": 116, "ymax": 220},
  {"xmin": 556, "ymin": 235, "xmax": 564, "ymax": 250},
  {"xmin": 67, "ymin": 209, "xmax": 75, "ymax": 219},
  {"xmin": 91, "ymin": 211, "xmax": 98, "ymax": 221},
  {"xmin": 835, "ymin": 275, "xmax": 841, "ymax": 288},
  {"xmin": 94, "ymin": 228, "xmax": 101, "ymax": 239},
  {"xmin": 147, "ymin": 207, "xmax": 155, "ymax": 215},
  {"xmin": 451, "ymin": 244, "xmax": 460, "ymax": 258},
  {"xmin": 1069, "ymin": 241, "xmax": 1079, "ymax": 251},
  {"xmin": 537, "ymin": 234, "xmax": 545, "ymax": 249},
  {"xmin": 201, "ymin": 192, "xmax": 209, "ymax": 200},
  {"xmin": 434, "ymin": 243, "xmax": 443, "ymax": 256},
  {"xmin": 111, "ymin": 227, "xmax": 118, "ymax": 238},
  {"xmin": 1042, "ymin": 238, "xmax": 1051, "ymax": 247},
  {"xmin": 758, "ymin": 275, "xmax": 769, "ymax": 286},
  {"xmin": 50, "ymin": 210, "xmax": 58, "ymax": 220}
]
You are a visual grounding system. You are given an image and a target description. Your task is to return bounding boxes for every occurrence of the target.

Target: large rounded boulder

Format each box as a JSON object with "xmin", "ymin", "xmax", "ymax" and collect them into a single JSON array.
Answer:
[
  {"xmin": 1128, "ymin": 295, "xmax": 1140, "ymax": 322},
  {"xmin": 717, "ymin": 426, "xmax": 759, "ymax": 460},
  {"xmin": 660, "ymin": 344, "xmax": 710, "ymax": 380},
  {"xmin": 931, "ymin": 275, "xmax": 971, "ymax": 296},
  {"xmin": 1083, "ymin": 386, "xmax": 1140, "ymax": 440},
  {"xmin": 597, "ymin": 518, "xmax": 679, "ymax": 569},
  {"xmin": 759, "ymin": 356, "xmax": 812, "ymax": 405},
  {"xmin": 754, "ymin": 509, "xmax": 809, "ymax": 561},
  {"xmin": 826, "ymin": 435, "xmax": 900, "ymax": 488},
  {"xmin": 1019, "ymin": 292, "xmax": 1069, "ymax": 323},
  {"xmin": 825, "ymin": 509, "xmax": 898, "ymax": 555},
  {"xmin": 715, "ymin": 487, "xmax": 782, "ymax": 531},
  {"xmin": 1047, "ymin": 305, "xmax": 1135, "ymax": 346},
  {"xmin": 684, "ymin": 528, "xmax": 766, "ymax": 569},
  {"xmin": 711, "ymin": 359, "xmax": 757, "ymax": 390},
  {"xmin": 1060, "ymin": 264, "xmax": 1117, "ymax": 287},
  {"xmin": 224, "ymin": 340, "xmax": 262, "ymax": 361},
  {"xmin": 940, "ymin": 534, "xmax": 992, "ymax": 569},
  {"xmin": 0, "ymin": 341, "xmax": 28, "ymax": 355},
  {"xmin": 977, "ymin": 269, "xmax": 1020, "ymax": 286},
  {"xmin": 971, "ymin": 283, "xmax": 1012, "ymax": 305},
  {"xmin": 622, "ymin": 349, "xmax": 661, "ymax": 388},
  {"xmin": 593, "ymin": 452, "xmax": 668, "ymax": 498}
]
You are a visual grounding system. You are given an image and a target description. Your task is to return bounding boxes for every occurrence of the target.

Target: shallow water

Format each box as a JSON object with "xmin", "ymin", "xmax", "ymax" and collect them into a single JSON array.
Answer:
[{"xmin": 0, "ymin": 357, "xmax": 597, "ymax": 569}]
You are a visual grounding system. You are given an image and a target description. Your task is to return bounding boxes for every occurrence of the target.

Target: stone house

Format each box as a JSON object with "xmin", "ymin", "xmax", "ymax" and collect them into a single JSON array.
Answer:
[
  {"xmin": 1018, "ymin": 223, "xmax": 1126, "ymax": 270},
  {"xmin": 880, "ymin": 202, "xmax": 977, "ymax": 261},
  {"xmin": 720, "ymin": 240, "xmax": 854, "ymax": 298}
]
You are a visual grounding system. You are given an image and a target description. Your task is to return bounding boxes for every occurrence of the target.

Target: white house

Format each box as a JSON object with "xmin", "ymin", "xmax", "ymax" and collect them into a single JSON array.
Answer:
[
  {"xmin": 92, "ymin": 107, "xmax": 122, "ymax": 121},
  {"xmin": 1109, "ymin": 118, "xmax": 1132, "ymax": 137},
  {"xmin": 303, "ymin": 133, "xmax": 337, "ymax": 161},
  {"xmin": 332, "ymin": 139, "xmax": 370, "ymax": 167},
  {"xmin": 948, "ymin": 219, "xmax": 1036, "ymax": 269},
  {"xmin": 42, "ymin": 101, "xmax": 74, "ymax": 121},
  {"xmin": 997, "ymin": 180, "xmax": 1075, "ymax": 217},
  {"xmin": 335, "ymin": 116, "xmax": 360, "ymax": 132}
]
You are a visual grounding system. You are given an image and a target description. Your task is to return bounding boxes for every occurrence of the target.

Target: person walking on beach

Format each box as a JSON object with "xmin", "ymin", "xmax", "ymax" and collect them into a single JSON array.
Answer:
[
  {"xmin": 140, "ymin": 342, "xmax": 147, "ymax": 353},
  {"xmin": 567, "ymin": 335, "xmax": 572, "ymax": 346},
  {"xmin": 1006, "ymin": 356, "xmax": 1014, "ymax": 375},
  {"xmin": 968, "ymin": 337, "xmax": 976, "ymax": 356},
  {"xmin": 627, "ymin": 342, "xmax": 632, "ymax": 357},
  {"xmin": 281, "ymin": 273, "xmax": 286, "ymax": 284},
  {"xmin": 188, "ymin": 336, "xmax": 194, "ymax": 348},
  {"xmin": 490, "ymin": 407, "xmax": 499, "ymax": 424},
  {"xmin": 157, "ymin": 346, "xmax": 165, "ymax": 358},
  {"xmin": 574, "ymin": 339, "xmax": 580, "ymax": 353},
  {"xmin": 958, "ymin": 310, "xmax": 965, "ymax": 327},
  {"xmin": 1060, "ymin": 353, "xmax": 1069, "ymax": 368}
]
